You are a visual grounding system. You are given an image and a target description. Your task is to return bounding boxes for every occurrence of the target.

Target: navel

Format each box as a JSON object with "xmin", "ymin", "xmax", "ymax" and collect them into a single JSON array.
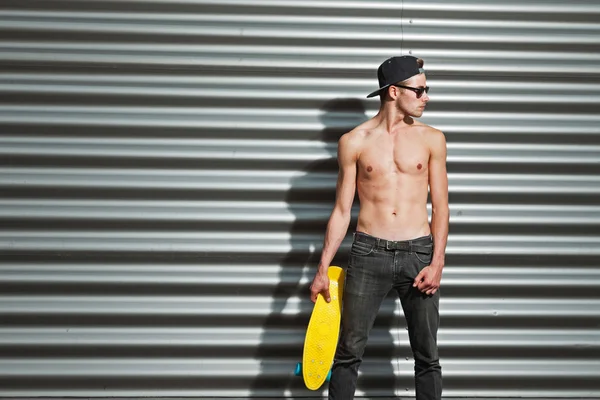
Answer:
[
  {"xmin": 417, "ymin": 163, "xmax": 422, "ymax": 170},
  {"xmin": 367, "ymin": 166, "xmax": 373, "ymax": 172}
]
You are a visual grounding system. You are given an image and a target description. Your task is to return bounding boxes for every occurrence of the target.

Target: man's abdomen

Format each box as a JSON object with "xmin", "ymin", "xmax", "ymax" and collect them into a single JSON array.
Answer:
[{"xmin": 356, "ymin": 201, "xmax": 430, "ymax": 241}]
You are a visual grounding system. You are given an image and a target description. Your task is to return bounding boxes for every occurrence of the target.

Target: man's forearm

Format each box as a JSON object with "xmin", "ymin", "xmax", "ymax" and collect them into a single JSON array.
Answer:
[
  {"xmin": 431, "ymin": 205, "xmax": 449, "ymax": 268},
  {"xmin": 318, "ymin": 208, "xmax": 351, "ymax": 274}
]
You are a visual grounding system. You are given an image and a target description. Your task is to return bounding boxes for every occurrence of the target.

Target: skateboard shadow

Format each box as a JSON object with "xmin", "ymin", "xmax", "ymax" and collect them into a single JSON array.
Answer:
[{"xmin": 249, "ymin": 98, "xmax": 399, "ymax": 398}]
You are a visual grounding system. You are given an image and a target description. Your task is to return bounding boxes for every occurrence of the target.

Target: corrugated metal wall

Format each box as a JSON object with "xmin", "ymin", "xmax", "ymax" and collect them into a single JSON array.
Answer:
[{"xmin": 1, "ymin": 0, "xmax": 599, "ymax": 398}]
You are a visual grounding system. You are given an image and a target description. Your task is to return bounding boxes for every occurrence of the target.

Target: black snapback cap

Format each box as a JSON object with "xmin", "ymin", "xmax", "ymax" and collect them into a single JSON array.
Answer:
[{"xmin": 366, "ymin": 55, "xmax": 424, "ymax": 98}]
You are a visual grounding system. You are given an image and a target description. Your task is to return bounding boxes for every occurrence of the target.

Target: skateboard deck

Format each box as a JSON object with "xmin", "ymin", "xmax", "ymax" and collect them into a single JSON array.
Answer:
[{"xmin": 296, "ymin": 266, "xmax": 345, "ymax": 390}]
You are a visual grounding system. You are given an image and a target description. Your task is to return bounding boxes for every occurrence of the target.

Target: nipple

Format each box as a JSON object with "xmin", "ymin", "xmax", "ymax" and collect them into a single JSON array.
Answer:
[
  {"xmin": 367, "ymin": 166, "xmax": 373, "ymax": 172},
  {"xmin": 417, "ymin": 163, "xmax": 422, "ymax": 170}
]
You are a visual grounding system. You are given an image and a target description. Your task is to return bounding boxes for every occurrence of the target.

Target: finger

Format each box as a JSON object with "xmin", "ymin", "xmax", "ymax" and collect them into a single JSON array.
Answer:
[
  {"xmin": 421, "ymin": 281, "xmax": 433, "ymax": 292},
  {"xmin": 413, "ymin": 272, "xmax": 424, "ymax": 287},
  {"xmin": 324, "ymin": 289, "xmax": 331, "ymax": 303},
  {"xmin": 310, "ymin": 290, "xmax": 317, "ymax": 303},
  {"xmin": 426, "ymin": 284, "xmax": 440, "ymax": 295}
]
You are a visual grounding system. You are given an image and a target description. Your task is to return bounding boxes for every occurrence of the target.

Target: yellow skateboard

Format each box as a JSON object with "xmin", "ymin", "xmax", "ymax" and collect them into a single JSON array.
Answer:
[{"xmin": 295, "ymin": 266, "xmax": 345, "ymax": 390}]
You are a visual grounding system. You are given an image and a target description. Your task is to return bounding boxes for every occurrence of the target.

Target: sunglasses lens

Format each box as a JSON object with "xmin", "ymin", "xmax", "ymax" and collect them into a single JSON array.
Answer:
[{"xmin": 416, "ymin": 87, "xmax": 429, "ymax": 98}]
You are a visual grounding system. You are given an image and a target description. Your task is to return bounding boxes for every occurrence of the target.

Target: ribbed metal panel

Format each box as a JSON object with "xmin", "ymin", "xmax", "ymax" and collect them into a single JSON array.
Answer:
[{"xmin": 1, "ymin": 0, "xmax": 599, "ymax": 398}]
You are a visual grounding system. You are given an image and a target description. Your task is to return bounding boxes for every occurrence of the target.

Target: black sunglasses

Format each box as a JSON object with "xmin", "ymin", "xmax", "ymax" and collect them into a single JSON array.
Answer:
[{"xmin": 393, "ymin": 84, "xmax": 430, "ymax": 98}]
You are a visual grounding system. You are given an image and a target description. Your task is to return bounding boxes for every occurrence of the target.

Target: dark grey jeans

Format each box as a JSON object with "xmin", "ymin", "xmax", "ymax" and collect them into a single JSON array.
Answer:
[{"xmin": 328, "ymin": 231, "xmax": 442, "ymax": 400}]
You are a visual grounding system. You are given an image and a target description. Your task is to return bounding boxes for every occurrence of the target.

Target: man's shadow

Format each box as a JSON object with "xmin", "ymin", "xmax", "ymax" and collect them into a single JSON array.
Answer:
[{"xmin": 249, "ymin": 98, "xmax": 402, "ymax": 398}]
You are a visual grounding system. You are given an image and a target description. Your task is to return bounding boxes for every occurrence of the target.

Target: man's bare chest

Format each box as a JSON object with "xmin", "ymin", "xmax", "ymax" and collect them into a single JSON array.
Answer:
[{"xmin": 358, "ymin": 140, "xmax": 429, "ymax": 178}]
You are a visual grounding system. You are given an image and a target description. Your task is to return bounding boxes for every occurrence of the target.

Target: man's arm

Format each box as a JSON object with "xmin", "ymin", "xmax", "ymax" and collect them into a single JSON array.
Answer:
[
  {"xmin": 310, "ymin": 132, "xmax": 359, "ymax": 302},
  {"xmin": 429, "ymin": 130, "xmax": 449, "ymax": 269},
  {"xmin": 414, "ymin": 129, "xmax": 449, "ymax": 295}
]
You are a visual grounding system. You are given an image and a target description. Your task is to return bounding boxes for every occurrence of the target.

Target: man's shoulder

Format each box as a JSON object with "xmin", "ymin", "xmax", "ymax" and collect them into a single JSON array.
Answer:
[
  {"xmin": 337, "ymin": 124, "xmax": 374, "ymax": 162},
  {"xmin": 412, "ymin": 120, "xmax": 443, "ymax": 135},
  {"xmin": 339, "ymin": 125, "xmax": 371, "ymax": 146},
  {"xmin": 337, "ymin": 130, "xmax": 362, "ymax": 161},
  {"xmin": 342, "ymin": 118, "xmax": 380, "ymax": 142},
  {"xmin": 413, "ymin": 122, "xmax": 445, "ymax": 146}
]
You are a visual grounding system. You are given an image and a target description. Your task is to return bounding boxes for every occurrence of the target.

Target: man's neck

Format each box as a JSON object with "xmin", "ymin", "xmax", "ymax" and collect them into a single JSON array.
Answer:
[{"xmin": 374, "ymin": 104, "xmax": 414, "ymax": 134}]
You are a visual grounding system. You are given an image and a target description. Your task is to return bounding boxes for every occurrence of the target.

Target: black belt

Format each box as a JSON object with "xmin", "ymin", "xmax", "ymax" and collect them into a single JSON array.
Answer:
[{"xmin": 354, "ymin": 232, "xmax": 433, "ymax": 254}]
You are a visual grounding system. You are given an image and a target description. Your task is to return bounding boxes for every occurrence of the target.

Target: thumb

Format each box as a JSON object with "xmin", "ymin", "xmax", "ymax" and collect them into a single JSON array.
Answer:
[{"xmin": 324, "ymin": 288, "xmax": 331, "ymax": 303}]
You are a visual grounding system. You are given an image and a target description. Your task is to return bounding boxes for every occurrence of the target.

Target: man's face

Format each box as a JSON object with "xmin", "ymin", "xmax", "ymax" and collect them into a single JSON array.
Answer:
[{"xmin": 395, "ymin": 73, "xmax": 429, "ymax": 117}]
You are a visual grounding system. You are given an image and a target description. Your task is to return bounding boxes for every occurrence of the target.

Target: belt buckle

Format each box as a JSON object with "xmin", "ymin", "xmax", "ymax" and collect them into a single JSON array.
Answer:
[{"xmin": 385, "ymin": 241, "xmax": 393, "ymax": 250}]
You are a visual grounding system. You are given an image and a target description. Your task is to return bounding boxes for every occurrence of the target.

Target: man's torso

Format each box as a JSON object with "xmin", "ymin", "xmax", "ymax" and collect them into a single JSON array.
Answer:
[{"xmin": 349, "ymin": 119, "xmax": 434, "ymax": 241}]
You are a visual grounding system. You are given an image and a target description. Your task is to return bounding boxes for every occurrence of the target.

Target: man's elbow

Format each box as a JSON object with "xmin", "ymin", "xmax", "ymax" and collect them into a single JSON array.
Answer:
[
  {"xmin": 432, "ymin": 204, "xmax": 450, "ymax": 220},
  {"xmin": 332, "ymin": 204, "xmax": 353, "ymax": 222}
]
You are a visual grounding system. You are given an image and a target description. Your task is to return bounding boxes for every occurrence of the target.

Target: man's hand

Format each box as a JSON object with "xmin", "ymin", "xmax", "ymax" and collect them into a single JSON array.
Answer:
[
  {"xmin": 413, "ymin": 263, "xmax": 443, "ymax": 295},
  {"xmin": 310, "ymin": 272, "xmax": 331, "ymax": 303}
]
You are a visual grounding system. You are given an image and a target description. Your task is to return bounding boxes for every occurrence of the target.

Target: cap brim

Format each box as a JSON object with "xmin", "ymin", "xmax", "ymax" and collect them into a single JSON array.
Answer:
[{"xmin": 366, "ymin": 84, "xmax": 390, "ymax": 98}]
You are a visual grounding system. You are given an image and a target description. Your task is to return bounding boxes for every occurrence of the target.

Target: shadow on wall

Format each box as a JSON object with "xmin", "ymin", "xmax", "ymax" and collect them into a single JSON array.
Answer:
[{"xmin": 249, "ymin": 98, "xmax": 400, "ymax": 398}]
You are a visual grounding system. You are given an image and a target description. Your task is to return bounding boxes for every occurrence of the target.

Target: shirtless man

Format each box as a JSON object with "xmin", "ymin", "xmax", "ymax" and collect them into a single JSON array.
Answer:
[{"xmin": 310, "ymin": 56, "xmax": 449, "ymax": 400}]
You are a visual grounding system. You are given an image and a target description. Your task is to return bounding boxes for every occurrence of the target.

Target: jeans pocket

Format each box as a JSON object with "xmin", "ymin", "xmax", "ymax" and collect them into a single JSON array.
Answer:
[
  {"xmin": 350, "ymin": 241, "xmax": 375, "ymax": 256},
  {"xmin": 414, "ymin": 250, "xmax": 433, "ymax": 266}
]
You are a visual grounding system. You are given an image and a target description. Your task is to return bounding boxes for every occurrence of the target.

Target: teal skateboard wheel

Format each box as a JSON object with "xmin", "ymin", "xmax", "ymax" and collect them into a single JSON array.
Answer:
[{"xmin": 294, "ymin": 362, "xmax": 302, "ymax": 376}]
